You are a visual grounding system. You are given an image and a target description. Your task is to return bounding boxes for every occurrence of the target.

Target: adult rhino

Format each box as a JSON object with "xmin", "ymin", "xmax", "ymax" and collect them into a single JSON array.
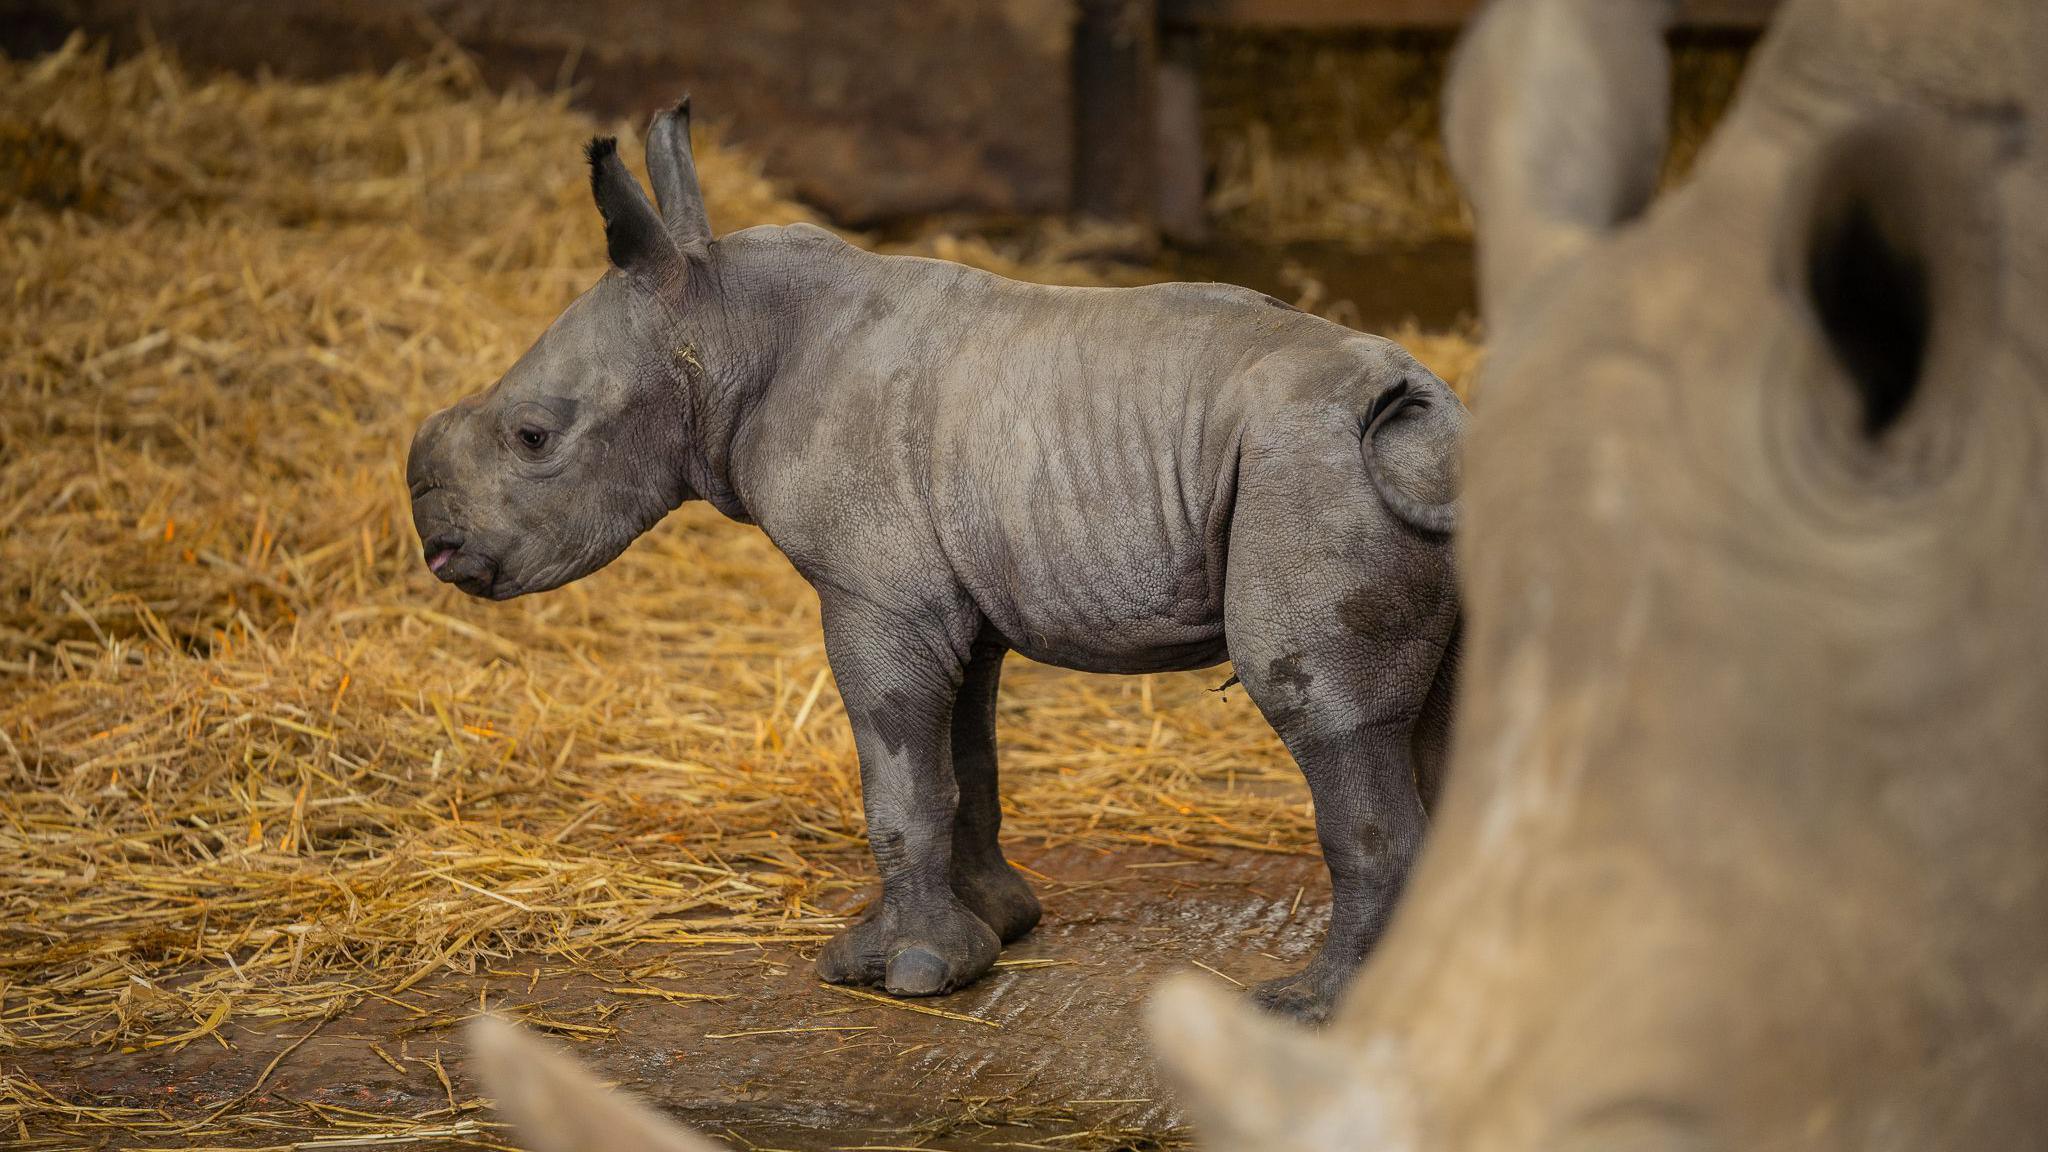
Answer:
[{"xmin": 1154, "ymin": 0, "xmax": 2048, "ymax": 1147}]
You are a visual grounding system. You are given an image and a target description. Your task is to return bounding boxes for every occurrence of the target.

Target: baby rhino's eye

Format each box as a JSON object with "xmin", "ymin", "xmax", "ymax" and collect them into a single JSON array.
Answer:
[{"xmin": 517, "ymin": 427, "xmax": 549, "ymax": 452}]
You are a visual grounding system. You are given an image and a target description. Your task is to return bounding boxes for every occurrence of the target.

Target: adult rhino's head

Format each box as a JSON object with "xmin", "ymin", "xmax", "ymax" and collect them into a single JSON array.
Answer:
[
  {"xmin": 1155, "ymin": 0, "xmax": 2046, "ymax": 1149},
  {"xmin": 406, "ymin": 102, "xmax": 713, "ymax": 599}
]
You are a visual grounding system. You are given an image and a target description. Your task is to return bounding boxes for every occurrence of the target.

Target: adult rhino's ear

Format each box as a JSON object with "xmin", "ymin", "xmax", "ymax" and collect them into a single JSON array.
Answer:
[
  {"xmin": 1443, "ymin": 0, "xmax": 1678, "ymax": 323},
  {"xmin": 646, "ymin": 96, "xmax": 712, "ymax": 256},
  {"xmin": 1787, "ymin": 110, "xmax": 1998, "ymax": 443},
  {"xmin": 467, "ymin": 1016, "xmax": 722, "ymax": 1152},
  {"xmin": 587, "ymin": 136, "xmax": 681, "ymax": 281}
]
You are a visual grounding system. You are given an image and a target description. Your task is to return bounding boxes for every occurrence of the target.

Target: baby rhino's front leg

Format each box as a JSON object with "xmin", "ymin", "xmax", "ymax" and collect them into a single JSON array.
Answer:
[{"xmin": 815, "ymin": 595, "xmax": 1002, "ymax": 996}]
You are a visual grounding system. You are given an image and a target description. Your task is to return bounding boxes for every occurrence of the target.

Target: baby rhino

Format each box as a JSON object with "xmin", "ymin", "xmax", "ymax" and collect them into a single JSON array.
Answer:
[{"xmin": 406, "ymin": 101, "xmax": 1463, "ymax": 1023}]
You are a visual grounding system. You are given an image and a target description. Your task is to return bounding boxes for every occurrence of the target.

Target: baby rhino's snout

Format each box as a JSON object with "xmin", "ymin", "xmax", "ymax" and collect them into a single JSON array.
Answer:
[
  {"xmin": 406, "ymin": 406, "xmax": 481, "ymax": 590},
  {"xmin": 405, "ymin": 407, "xmax": 452, "ymax": 493}
]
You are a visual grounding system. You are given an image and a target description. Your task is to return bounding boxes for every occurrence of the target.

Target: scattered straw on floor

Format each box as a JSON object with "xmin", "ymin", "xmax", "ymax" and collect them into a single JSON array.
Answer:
[{"xmin": 1, "ymin": 37, "xmax": 1480, "ymax": 1146}]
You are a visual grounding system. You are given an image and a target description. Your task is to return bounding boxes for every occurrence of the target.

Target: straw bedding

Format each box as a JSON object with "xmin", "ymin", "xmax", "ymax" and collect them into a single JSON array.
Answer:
[{"xmin": 0, "ymin": 36, "xmax": 1479, "ymax": 1146}]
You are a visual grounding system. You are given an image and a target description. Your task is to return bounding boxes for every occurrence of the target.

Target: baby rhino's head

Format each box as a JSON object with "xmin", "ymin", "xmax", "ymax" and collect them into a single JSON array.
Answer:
[{"xmin": 406, "ymin": 102, "xmax": 714, "ymax": 599}]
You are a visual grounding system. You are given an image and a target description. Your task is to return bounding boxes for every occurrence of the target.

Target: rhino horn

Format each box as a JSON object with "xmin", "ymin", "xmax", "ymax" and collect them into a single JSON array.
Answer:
[
  {"xmin": 467, "ymin": 1015, "xmax": 722, "ymax": 1152},
  {"xmin": 1147, "ymin": 975, "xmax": 1414, "ymax": 1152}
]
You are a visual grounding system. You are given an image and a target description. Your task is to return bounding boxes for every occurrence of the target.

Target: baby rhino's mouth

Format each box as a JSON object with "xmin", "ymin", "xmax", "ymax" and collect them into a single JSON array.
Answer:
[
  {"xmin": 420, "ymin": 533, "xmax": 466, "ymax": 581},
  {"xmin": 419, "ymin": 534, "xmax": 501, "ymax": 599}
]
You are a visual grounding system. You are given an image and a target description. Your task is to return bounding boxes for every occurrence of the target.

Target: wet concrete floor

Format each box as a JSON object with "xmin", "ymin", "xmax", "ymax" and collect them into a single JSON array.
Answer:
[{"xmin": 20, "ymin": 843, "xmax": 1330, "ymax": 1150}]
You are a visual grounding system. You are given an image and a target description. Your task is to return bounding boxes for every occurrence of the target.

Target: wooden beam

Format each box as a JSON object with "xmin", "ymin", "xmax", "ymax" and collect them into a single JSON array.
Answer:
[
  {"xmin": 1154, "ymin": 47, "xmax": 1209, "ymax": 243},
  {"xmin": 1074, "ymin": 0, "xmax": 1160, "ymax": 223},
  {"xmin": 1160, "ymin": 0, "xmax": 1781, "ymax": 29}
]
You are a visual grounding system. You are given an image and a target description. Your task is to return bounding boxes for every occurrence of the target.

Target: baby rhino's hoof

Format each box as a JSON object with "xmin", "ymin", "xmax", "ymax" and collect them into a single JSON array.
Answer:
[
  {"xmin": 817, "ymin": 897, "xmax": 1001, "ymax": 998},
  {"xmin": 951, "ymin": 858, "xmax": 1042, "ymax": 944},
  {"xmin": 884, "ymin": 947, "xmax": 952, "ymax": 996},
  {"xmin": 1250, "ymin": 965, "xmax": 1347, "ymax": 1026}
]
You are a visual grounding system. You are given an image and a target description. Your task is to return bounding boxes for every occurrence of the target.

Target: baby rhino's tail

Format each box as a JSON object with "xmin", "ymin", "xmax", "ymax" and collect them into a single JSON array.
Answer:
[{"xmin": 1361, "ymin": 379, "xmax": 1460, "ymax": 536}]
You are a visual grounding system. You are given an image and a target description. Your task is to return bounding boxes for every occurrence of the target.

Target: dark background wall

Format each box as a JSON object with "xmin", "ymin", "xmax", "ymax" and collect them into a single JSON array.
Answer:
[
  {"xmin": 0, "ymin": 0, "xmax": 1077, "ymax": 224},
  {"xmin": 1, "ymin": 0, "xmax": 1767, "ymax": 238}
]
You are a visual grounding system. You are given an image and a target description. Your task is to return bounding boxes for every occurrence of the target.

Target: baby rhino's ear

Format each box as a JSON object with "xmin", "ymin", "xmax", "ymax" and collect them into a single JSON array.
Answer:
[
  {"xmin": 586, "ymin": 136, "xmax": 683, "ymax": 282},
  {"xmin": 467, "ymin": 1016, "xmax": 721, "ymax": 1152},
  {"xmin": 646, "ymin": 95, "xmax": 712, "ymax": 256}
]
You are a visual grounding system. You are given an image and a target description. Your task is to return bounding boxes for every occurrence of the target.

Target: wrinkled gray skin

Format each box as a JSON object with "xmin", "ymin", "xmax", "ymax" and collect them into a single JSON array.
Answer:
[
  {"xmin": 407, "ymin": 103, "xmax": 1464, "ymax": 1021},
  {"xmin": 1145, "ymin": 0, "xmax": 2048, "ymax": 1149}
]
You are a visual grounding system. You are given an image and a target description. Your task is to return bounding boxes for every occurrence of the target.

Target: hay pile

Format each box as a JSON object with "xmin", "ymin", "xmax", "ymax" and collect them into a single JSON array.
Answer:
[{"xmin": 0, "ymin": 36, "xmax": 1478, "ymax": 1146}]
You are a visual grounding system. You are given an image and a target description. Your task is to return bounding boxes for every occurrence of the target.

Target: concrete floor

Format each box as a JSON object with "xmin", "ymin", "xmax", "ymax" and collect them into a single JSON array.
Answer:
[{"xmin": 20, "ymin": 843, "xmax": 1331, "ymax": 1150}]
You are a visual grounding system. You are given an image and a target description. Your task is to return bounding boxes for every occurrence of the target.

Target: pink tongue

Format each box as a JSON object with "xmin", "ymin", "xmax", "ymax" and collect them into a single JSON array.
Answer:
[{"xmin": 428, "ymin": 548, "xmax": 456, "ymax": 573}]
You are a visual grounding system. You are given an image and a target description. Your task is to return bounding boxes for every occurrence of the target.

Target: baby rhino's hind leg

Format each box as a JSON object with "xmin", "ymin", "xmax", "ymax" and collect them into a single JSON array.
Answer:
[
  {"xmin": 947, "ymin": 637, "xmax": 1041, "ymax": 943},
  {"xmin": 1225, "ymin": 461, "xmax": 1456, "ymax": 1024}
]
